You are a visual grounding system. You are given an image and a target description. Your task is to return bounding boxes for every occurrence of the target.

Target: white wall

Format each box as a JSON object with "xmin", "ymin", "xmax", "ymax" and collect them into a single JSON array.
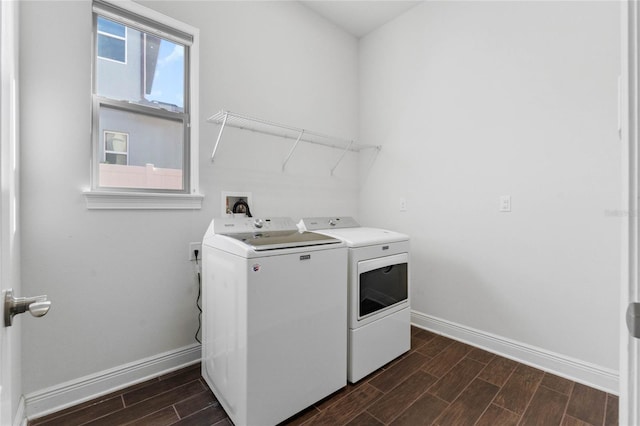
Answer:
[
  {"xmin": 19, "ymin": 0, "xmax": 359, "ymax": 397},
  {"xmin": 359, "ymin": 0, "xmax": 621, "ymax": 382}
]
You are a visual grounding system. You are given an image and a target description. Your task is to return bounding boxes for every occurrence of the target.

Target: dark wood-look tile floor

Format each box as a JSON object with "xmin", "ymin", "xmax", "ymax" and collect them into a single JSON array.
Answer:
[{"xmin": 29, "ymin": 327, "xmax": 619, "ymax": 426}]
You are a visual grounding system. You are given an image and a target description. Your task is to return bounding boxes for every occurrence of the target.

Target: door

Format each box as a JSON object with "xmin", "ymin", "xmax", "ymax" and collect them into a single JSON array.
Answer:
[
  {"xmin": 0, "ymin": 1, "xmax": 21, "ymax": 424},
  {"xmin": 622, "ymin": 1, "xmax": 640, "ymax": 424},
  {"xmin": 357, "ymin": 253, "xmax": 408, "ymax": 320}
]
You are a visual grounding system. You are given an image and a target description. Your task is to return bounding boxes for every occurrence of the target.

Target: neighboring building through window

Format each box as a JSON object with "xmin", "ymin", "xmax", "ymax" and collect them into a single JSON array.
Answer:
[
  {"xmin": 104, "ymin": 131, "xmax": 128, "ymax": 165},
  {"xmin": 92, "ymin": 0, "xmax": 193, "ymax": 193},
  {"xmin": 97, "ymin": 17, "xmax": 126, "ymax": 63}
]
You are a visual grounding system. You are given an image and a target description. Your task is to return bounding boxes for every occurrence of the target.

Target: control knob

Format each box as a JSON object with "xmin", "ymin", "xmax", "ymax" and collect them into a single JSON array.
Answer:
[{"xmin": 254, "ymin": 219, "xmax": 264, "ymax": 229}]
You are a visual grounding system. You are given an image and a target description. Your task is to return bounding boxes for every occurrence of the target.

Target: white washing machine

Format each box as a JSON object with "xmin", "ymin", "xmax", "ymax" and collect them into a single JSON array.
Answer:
[
  {"xmin": 202, "ymin": 217, "xmax": 347, "ymax": 426},
  {"xmin": 301, "ymin": 217, "xmax": 410, "ymax": 383}
]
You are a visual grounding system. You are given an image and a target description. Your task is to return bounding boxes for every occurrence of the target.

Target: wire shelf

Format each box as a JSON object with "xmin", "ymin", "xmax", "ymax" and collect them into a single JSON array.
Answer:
[{"xmin": 207, "ymin": 110, "xmax": 381, "ymax": 173}]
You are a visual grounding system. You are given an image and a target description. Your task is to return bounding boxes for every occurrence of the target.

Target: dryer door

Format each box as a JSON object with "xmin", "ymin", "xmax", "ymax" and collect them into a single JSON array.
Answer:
[{"xmin": 357, "ymin": 253, "xmax": 408, "ymax": 322}]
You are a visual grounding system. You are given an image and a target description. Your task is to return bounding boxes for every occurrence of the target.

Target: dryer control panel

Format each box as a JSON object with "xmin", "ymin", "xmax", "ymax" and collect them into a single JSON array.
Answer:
[{"xmin": 302, "ymin": 217, "xmax": 361, "ymax": 230}]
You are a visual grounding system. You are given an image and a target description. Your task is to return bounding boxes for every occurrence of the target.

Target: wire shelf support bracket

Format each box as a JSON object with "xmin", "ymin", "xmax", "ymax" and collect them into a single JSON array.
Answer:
[
  {"xmin": 282, "ymin": 130, "xmax": 304, "ymax": 171},
  {"xmin": 331, "ymin": 140, "xmax": 354, "ymax": 176},
  {"xmin": 210, "ymin": 111, "xmax": 229, "ymax": 162}
]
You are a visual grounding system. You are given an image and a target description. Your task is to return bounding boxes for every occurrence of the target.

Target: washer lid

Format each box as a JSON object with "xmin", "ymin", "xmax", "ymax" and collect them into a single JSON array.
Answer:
[{"xmin": 222, "ymin": 230, "xmax": 341, "ymax": 251}]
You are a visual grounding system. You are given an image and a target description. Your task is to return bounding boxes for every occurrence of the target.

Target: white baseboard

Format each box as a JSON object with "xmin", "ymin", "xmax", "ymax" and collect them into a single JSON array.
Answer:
[
  {"xmin": 24, "ymin": 343, "xmax": 201, "ymax": 421},
  {"xmin": 411, "ymin": 310, "xmax": 619, "ymax": 394}
]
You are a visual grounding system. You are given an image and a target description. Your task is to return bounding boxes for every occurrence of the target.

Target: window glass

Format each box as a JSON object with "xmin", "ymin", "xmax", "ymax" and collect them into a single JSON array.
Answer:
[
  {"xmin": 105, "ymin": 153, "xmax": 127, "ymax": 165},
  {"xmin": 94, "ymin": 9, "xmax": 189, "ymax": 193},
  {"xmin": 97, "ymin": 17, "xmax": 125, "ymax": 37},
  {"xmin": 96, "ymin": 24, "xmax": 184, "ymax": 111},
  {"xmin": 143, "ymin": 35, "xmax": 185, "ymax": 110},
  {"xmin": 104, "ymin": 131, "xmax": 128, "ymax": 166},
  {"xmin": 97, "ymin": 17, "xmax": 126, "ymax": 63},
  {"xmin": 97, "ymin": 34, "xmax": 125, "ymax": 62},
  {"xmin": 98, "ymin": 105, "xmax": 184, "ymax": 190},
  {"xmin": 104, "ymin": 131, "xmax": 128, "ymax": 153}
]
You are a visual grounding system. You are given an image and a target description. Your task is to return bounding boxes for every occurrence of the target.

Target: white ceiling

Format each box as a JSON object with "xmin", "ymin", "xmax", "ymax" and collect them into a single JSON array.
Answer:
[{"xmin": 300, "ymin": 1, "xmax": 421, "ymax": 38}]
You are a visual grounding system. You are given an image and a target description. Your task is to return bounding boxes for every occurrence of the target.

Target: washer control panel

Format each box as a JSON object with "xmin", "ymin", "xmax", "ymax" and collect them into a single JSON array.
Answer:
[{"xmin": 213, "ymin": 217, "xmax": 297, "ymax": 234}]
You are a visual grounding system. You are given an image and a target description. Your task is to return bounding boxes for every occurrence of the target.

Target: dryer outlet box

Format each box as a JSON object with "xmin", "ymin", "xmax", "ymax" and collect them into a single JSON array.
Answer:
[{"xmin": 222, "ymin": 191, "xmax": 253, "ymax": 217}]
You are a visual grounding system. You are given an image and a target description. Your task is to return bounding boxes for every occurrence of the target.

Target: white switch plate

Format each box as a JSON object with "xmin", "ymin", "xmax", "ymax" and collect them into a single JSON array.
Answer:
[
  {"xmin": 499, "ymin": 195, "xmax": 511, "ymax": 212},
  {"xmin": 189, "ymin": 242, "xmax": 202, "ymax": 261},
  {"xmin": 400, "ymin": 198, "xmax": 408, "ymax": 212}
]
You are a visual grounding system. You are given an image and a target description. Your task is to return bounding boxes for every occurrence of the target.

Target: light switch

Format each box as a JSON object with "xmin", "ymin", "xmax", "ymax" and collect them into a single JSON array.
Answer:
[{"xmin": 499, "ymin": 195, "xmax": 511, "ymax": 212}]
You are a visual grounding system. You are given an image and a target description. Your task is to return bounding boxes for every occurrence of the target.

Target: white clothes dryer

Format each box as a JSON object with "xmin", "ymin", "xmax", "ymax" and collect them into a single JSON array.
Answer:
[
  {"xmin": 202, "ymin": 217, "xmax": 347, "ymax": 426},
  {"xmin": 301, "ymin": 217, "xmax": 410, "ymax": 383}
]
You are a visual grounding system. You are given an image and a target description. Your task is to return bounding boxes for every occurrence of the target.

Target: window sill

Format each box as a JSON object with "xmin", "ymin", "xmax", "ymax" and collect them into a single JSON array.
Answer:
[{"xmin": 83, "ymin": 190, "xmax": 204, "ymax": 210}]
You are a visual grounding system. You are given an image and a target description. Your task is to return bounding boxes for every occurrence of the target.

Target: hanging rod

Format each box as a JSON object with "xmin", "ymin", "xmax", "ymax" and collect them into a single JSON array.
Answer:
[{"xmin": 207, "ymin": 110, "xmax": 381, "ymax": 169}]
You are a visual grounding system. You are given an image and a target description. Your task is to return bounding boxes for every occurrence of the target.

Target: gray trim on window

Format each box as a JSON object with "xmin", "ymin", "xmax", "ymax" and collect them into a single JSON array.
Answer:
[
  {"xmin": 93, "ymin": 0, "xmax": 193, "ymax": 46},
  {"xmin": 91, "ymin": 3, "xmax": 192, "ymax": 195}
]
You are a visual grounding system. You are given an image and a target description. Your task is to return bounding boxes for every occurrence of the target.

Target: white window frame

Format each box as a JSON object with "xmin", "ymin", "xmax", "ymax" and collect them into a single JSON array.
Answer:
[
  {"xmin": 96, "ymin": 17, "xmax": 127, "ymax": 64},
  {"xmin": 84, "ymin": 0, "xmax": 202, "ymax": 210}
]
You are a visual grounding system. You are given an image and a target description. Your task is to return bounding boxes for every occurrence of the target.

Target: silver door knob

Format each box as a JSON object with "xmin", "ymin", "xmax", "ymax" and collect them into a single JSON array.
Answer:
[
  {"xmin": 4, "ymin": 289, "xmax": 51, "ymax": 327},
  {"xmin": 29, "ymin": 301, "xmax": 52, "ymax": 318}
]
